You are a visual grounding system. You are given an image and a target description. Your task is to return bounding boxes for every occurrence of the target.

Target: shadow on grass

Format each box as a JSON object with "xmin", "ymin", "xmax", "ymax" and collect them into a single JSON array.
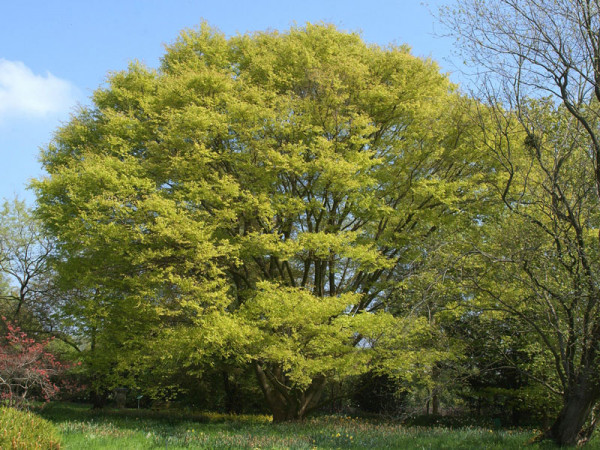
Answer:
[
  {"xmin": 33, "ymin": 403, "xmax": 584, "ymax": 449},
  {"xmin": 39, "ymin": 402, "xmax": 269, "ymax": 425}
]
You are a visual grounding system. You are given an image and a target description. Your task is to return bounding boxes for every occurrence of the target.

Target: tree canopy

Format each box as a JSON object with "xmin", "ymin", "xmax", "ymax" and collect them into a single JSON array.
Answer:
[{"xmin": 33, "ymin": 23, "xmax": 483, "ymax": 421}]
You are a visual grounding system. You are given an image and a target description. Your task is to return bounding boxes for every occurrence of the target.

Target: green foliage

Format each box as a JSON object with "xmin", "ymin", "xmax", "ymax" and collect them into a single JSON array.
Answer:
[
  {"xmin": 33, "ymin": 23, "xmax": 487, "ymax": 416},
  {"xmin": 444, "ymin": 1, "xmax": 600, "ymax": 442},
  {"xmin": 352, "ymin": 373, "xmax": 408, "ymax": 415},
  {"xmin": 16, "ymin": 9, "xmax": 600, "ymax": 432},
  {"xmin": 0, "ymin": 406, "xmax": 61, "ymax": 449},
  {"xmin": 465, "ymin": 102, "xmax": 600, "ymax": 394}
]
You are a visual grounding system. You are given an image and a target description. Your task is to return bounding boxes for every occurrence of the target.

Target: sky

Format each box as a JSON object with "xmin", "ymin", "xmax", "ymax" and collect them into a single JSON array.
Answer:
[{"xmin": 1, "ymin": 0, "xmax": 457, "ymax": 204}]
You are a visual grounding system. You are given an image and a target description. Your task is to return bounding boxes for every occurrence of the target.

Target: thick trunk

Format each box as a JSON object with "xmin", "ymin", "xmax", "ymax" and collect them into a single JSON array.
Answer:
[
  {"xmin": 541, "ymin": 373, "xmax": 600, "ymax": 446},
  {"xmin": 90, "ymin": 389, "xmax": 108, "ymax": 409},
  {"xmin": 271, "ymin": 400, "xmax": 300, "ymax": 423},
  {"xmin": 254, "ymin": 361, "xmax": 326, "ymax": 422}
]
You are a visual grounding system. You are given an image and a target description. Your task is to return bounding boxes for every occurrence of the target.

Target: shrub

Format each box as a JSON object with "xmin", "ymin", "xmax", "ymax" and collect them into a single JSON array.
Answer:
[
  {"xmin": 0, "ymin": 406, "xmax": 61, "ymax": 449},
  {"xmin": 0, "ymin": 318, "xmax": 71, "ymax": 408}
]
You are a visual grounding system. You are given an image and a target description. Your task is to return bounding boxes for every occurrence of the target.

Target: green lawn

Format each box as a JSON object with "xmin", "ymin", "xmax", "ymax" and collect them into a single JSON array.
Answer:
[{"xmin": 36, "ymin": 403, "xmax": 594, "ymax": 449}]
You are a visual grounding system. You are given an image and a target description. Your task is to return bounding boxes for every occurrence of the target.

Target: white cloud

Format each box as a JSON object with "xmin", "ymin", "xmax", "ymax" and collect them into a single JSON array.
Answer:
[{"xmin": 0, "ymin": 59, "xmax": 79, "ymax": 119}]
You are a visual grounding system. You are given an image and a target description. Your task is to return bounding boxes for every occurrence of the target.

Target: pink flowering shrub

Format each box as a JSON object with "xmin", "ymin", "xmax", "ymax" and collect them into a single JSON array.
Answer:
[{"xmin": 0, "ymin": 317, "xmax": 71, "ymax": 408}]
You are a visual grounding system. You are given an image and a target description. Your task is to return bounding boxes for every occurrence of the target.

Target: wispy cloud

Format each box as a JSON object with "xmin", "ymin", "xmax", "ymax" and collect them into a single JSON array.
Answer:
[{"xmin": 0, "ymin": 59, "xmax": 79, "ymax": 119}]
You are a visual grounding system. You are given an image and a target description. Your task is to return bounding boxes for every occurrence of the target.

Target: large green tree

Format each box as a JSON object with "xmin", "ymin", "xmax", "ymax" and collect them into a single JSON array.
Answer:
[{"xmin": 34, "ymin": 24, "xmax": 481, "ymax": 421}]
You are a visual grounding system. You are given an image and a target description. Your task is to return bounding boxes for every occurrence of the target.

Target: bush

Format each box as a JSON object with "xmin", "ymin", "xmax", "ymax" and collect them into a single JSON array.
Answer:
[
  {"xmin": 0, "ymin": 406, "xmax": 61, "ymax": 449},
  {"xmin": 0, "ymin": 318, "xmax": 71, "ymax": 408}
]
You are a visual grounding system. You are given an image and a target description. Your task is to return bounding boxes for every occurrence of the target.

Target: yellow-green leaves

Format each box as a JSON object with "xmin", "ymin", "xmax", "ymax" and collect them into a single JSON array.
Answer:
[
  {"xmin": 34, "ymin": 23, "xmax": 483, "ymax": 404},
  {"xmin": 230, "ymin": 282, "xmax": 421, "ymax": 388}
]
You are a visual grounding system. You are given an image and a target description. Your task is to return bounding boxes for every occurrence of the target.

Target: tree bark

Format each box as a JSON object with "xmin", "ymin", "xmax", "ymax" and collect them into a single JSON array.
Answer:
[
  {"xmin": 222, "ymin": 370, "xmax": 241, "ymax": 414},
  {"xmin": 541, "ymin": 372, "xmax": 600, "ymax": 446},
  {"xmin": 432, "ymin": 392, "xmax": 440, "ymax": 416},
  {"xmin": 253, "ymin": 361, "xmax": 326, "ymax": 422},
  {"xmin": 90, "ymin": 388, "xmax": 108, "ymax": 409}
]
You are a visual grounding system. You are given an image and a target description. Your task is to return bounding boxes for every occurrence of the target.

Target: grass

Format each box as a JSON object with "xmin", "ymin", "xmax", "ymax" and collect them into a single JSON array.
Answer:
[{"xmin": 36, "ymin": 402, "xmax": 599, "ymax": 449}]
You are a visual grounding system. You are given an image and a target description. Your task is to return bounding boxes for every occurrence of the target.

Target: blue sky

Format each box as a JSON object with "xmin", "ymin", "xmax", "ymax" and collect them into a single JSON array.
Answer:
[{"xmin": 1, "ymin": 0, "xmax": 457, "ymax": 204}]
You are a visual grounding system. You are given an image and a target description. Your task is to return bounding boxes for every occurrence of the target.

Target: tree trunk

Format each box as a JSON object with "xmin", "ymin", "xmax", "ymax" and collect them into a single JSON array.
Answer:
[
  {"xmin": 90, "ymin": 389, "xmax": 108, "ymax": 409},
  {"xmin": 541, "ymin": 372, "xmax": 600, "ymax": 446},
  {"xmin": 222, "ymin": 370, "xmax": 240, "ymax": 414},
  {"xmin": 432, "ymin": 392, "xmax": 440, "ymax": 415},
  {"xmin": 253, "ymin": 361, "xmax": 326, "ymax": 422}
]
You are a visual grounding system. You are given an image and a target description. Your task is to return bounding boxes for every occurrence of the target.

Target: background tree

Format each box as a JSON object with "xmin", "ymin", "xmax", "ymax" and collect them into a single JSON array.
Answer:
[
  {"xmin": 0, "ymin": 199, "xmax": 57, "ymax": 331},
  {"xmin": 34, "ymin": 24, "xmax": 484, "ymax": 421},
  {"xmin": 443, "ymin": 2, "xmax": 600, "ymax": 442}
]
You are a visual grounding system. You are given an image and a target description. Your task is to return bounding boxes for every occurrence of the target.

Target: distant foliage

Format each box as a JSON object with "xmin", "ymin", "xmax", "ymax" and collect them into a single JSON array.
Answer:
[
  {"xmin": 352, "ymin": 373, "xmax": 407, "ymax": 416},
  {"xmin": 0, "ymin": 406, "xmax": 61, "ymax": 449}
]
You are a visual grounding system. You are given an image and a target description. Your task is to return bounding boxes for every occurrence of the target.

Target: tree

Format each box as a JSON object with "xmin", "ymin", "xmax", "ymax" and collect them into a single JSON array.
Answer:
[
  {"xmin": 34, "ymin": 23, "xmax": 482, "ymax": 421},
  {"xmin": 444, "ymin": 1, "xmax": 600, "ymax": 444},
  {"xmin": 0, "ymin": 199, "xmax": 56, "ymax": 329}
]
